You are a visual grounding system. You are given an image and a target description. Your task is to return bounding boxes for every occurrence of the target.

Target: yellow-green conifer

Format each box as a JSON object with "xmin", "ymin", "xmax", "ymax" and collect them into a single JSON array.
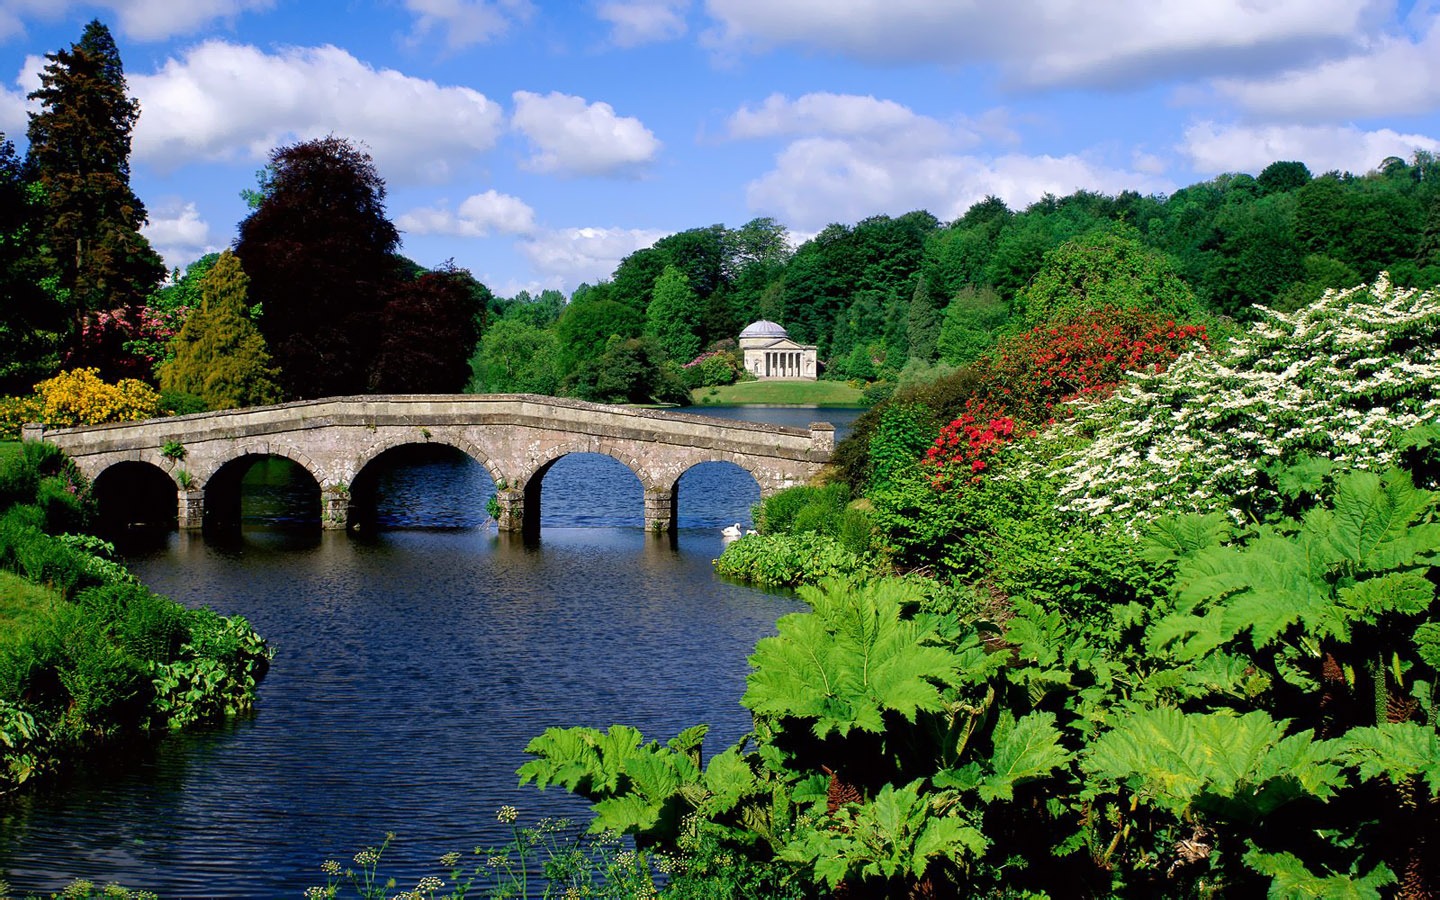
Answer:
[{"xmin": 159, "ymin": 251, "xmax": 282, "ymax": 410}]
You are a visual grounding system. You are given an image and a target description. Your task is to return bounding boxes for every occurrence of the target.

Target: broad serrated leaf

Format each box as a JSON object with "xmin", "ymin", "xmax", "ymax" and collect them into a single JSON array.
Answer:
[
  {"xmin": 979, "ymin": 711, "xmax": 1071, "ymax": 802},
  {"xmin": 744, "ymin": 578, "xmax": 960, "ymax": 738},
  {"xmin": 1339, "ymin": 722, "xmax": 1440, "ymax": 796},
  {"xmin": 1416, "ymin": 622, "xmax": 1440, "ymax": 669},
  {"xmin": 591, "ymin": 793, "xmax": 663, "ymax": 834},
  {"xmin": 912, "ymin": 816, "xmax": 988, "ymax": 876},
  {"xmin": 700, "ymin": 746, "xmax": 756, "ymax": 814},
  {"xmin": 1339, "ymin": 571, "xmax": 1435, "ymax": 619},
  {"xmin": 1140, "ymin": 512, "xmax": 1232, "ymax": 565},
  {"xmin": 1242, "ymin": 849, "xmax": 1395, "ymax": 899},
  {"xmin": 1324, "ymin": 469, "xmax": 1437, "ymax": 573},
  {"xmin": 1272, "ymin": 456, "xmax": 1336, "ymax": 500},
  {"xmin": 1085, "ymin": 709, "xmax": 1338, "ymax": 819}
]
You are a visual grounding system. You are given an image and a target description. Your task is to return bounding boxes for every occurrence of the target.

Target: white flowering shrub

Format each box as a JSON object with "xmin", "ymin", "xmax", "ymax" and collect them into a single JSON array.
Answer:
[{"xmin": 1014, "ymin": 275, "xmax": 1440, "ymax": 526}]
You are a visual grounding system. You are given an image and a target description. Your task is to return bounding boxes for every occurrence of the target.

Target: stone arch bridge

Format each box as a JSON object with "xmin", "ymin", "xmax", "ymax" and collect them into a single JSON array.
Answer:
[{"xmin": 24, "ymin": 395, "xmax": 835, "ymax": 534}]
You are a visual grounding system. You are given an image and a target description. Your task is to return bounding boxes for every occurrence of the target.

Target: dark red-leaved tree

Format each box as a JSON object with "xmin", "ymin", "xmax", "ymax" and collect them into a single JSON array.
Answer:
[
  {"xmin": 236, "ymin": 136, "xmax": 401, "ymax": 398},
  {"xmin": 367, "ymin": 264, "xmax": 481, "ymax": 393}
]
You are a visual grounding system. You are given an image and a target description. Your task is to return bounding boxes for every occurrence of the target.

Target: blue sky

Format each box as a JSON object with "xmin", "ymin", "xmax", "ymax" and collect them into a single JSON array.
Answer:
[{"xmin": 3, "ymin": 1, "xmax": 1440, "ymax": 298}]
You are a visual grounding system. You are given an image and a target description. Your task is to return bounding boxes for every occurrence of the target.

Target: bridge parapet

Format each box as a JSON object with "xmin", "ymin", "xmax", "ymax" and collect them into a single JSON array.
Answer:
[{"xmin": 29, "ymin": 395, "xmax": 836, "ymax": 534}]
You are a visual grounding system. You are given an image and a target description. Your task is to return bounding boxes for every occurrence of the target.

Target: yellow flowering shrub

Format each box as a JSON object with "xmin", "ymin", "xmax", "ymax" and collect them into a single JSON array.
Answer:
[
  {"xmin": 35, "ymin": 368, "xmax": 163, "ymax": 427},
  {"xmin": 0, "ymin": 395, "xmax": 44, "ymax": 440}
]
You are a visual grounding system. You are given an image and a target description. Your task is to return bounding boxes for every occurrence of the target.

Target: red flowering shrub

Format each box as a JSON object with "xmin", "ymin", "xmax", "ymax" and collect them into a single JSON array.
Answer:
[
  {"xmin": 925, "ymin": 306, "xmax": 1207, "ymax": 487},
  {"xmin": 926, "ymin": 400, "xmax": 1022, "ymax": 488}
]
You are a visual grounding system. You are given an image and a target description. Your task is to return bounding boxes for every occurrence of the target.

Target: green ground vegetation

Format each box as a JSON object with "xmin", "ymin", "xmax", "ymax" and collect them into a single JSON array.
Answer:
[
  {"xmin": 0, "ymin": 440, "xmax": 272, "ymax": 792},
  {"xmin": 523, "ymin": 271, "xmax": 1440, "ymax": 899},
  {"xmin": 689, "ymin": 379, "xmax": 865, "ymax": 407}
]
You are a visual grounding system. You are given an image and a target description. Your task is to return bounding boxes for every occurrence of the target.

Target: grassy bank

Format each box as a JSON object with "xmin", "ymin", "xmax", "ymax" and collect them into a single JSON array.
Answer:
[
  {"xmin": 689, "ymin": 379, "xmax": 866, "ymax": 407},
  {"xmin": 0, "ymin": 440, "xmax": 273, "ymax": 792}
]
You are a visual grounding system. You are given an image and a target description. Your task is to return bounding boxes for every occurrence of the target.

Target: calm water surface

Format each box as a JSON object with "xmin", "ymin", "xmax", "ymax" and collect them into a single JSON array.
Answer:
[{"xmin": 0, "ymin": 407, "xmax": 861, "ymax": 898}]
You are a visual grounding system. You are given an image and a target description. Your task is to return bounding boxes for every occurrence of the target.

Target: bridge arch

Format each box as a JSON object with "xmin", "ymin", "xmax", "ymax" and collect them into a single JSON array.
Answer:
[
  {"xmin": 348, "ymin": 440, "xmax": 500, "ymax": 530},
  {"xmin": 350, "ymin": 434, "xmax": 508, "ymax": 489},
  {"xmin": 511, "ymin": 440, "xmax": 651, "ymax": 536},
  {"xmin": 202, "ymin": 450, "xmax": 324, "ymax": 531},
  {"xmin": 664, "ymin": 459, "xmax": 763, "ymax": 531},
  {"xmin": 92, "ymin": 460, "xmax": 179, "ymax": 532}
]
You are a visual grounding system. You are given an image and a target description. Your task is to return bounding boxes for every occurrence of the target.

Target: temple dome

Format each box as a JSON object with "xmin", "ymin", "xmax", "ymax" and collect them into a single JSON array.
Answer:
[{"xmin": 739, "ymin": 320, "xmax": 789, "ymax": 339}]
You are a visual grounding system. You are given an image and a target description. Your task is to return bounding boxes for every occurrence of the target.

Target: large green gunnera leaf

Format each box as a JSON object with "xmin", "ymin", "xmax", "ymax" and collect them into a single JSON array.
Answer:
[{"xmin": 744, "ymin": 578, "xmax": 961, "ymax": 738}]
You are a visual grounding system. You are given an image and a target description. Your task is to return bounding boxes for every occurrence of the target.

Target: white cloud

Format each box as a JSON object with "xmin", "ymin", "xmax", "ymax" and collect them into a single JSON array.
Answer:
[
  {"xmin": 728, "ymin": 92, "xmax": 1147, "ymax": 230},
  {"xmin": 398, "ymin": 190, "xmax": 537, "ymax": 237},
  {"xmin": 142, "ymin": 201, "xmax": 221, "ymax": 270},
  {"xmin": 404, "ymin": 0, "xmax": 534, "ymax": 50},
  {"xmin": 703, "ymin": 0, "xmax": 1383, "ymax": 87},
  {"xmin": 729, "ymin": 92, "xmax": 939, "ymax": 141},
  {"xmin": 1182, "ymin": 121, "xmax": 1440, "ymax": 176},
  {"xmin": 0, "ymin": 56, "xmax": 47, "ymax": 139},
  {"xmin": 0, "ymin": 1, "xmax": 54, "ymax": 43},
  {"xmin": 1213, "ymin": 17, "xmax": 1440, "ymax": 119},
  {"xmin": 745, "ymin": 136, "xmax": 1171, "ymax": 231},
  {"xmin": 511, "ymin": 90, "xmax": 660, "ymax": 176},
  {"xmin": 0, "ymin": 0, "xmax": 273, "ymax": 42},
  {"xmin": 596, "ymin": 0, "xmax": 690, "ymax": 46},
  {"xmin": 518, "ymin": 226, "xmax": 666, "ymax": 286},
  {"xmin": 130, "ymin": 41, "xmax": 505, "ymax": 183}
]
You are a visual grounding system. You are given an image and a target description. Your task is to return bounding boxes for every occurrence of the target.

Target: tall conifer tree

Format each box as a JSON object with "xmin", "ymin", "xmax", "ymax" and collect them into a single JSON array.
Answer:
[
  {"xmin": 26, "ymin": 19, "xmax": 164, "ymax": 369},
  {"xmin": 159, "ymin": 251, "xmax": 282, "ymax": 410}
]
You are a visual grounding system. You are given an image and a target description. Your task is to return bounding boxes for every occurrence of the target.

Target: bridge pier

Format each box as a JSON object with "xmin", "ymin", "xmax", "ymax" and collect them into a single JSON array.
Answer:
[
  {"xmin": 323, "ymin": 485, "xmax": 351, "ymax": 530},
  {"xmin": 177, "ymin": 488, "xmax": 204, "ymax": 530},
  {"xmin": 494, "ymin": 489, "xmax": 525, "ymax": 533},
  {"xmin": 644, "ymin": 488, "xmax": 675, "ymax": 534}
]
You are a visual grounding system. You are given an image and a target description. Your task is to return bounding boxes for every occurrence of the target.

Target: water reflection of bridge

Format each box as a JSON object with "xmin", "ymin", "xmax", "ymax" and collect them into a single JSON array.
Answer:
[{"xmin": 26, "ymin": 395, "xmax": 834, "ymax": 534}]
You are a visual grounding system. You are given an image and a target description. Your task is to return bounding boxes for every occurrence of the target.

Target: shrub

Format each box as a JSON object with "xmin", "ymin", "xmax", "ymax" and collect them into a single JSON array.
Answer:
[
  {"xmin": 159, "ymin": 389, "xmax": 208, "ymax": 416},
  {"xmin": 754, "ymin": 483, "xmax": 849, "ymax": 536},
  {"xmin": 34, "ymin": 367, "xmax": 162, "ymax": 427},
  {"xmin": 1017, "ymin": 275, "xmax": 1440, "ymax": 528},
  {"xmin": 35, "ymin": 475, "xmax": 87, "ymax": 534},
  {"xmin": 0, "ymin": 395, "xmax": 43, "ymax": 440},
  {"xmin": 713, "ymin": 532, "xmax": 870, "ymax": 587},
  {"xmin": 867, "ymin": 403, "xmax": 937, "ymax": 490}
]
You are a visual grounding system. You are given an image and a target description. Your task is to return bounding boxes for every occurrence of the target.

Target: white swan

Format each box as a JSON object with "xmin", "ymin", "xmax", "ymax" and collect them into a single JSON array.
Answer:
[{"xmin": 721, "ymin": 522, "xmax": 743, "ymax": 538}]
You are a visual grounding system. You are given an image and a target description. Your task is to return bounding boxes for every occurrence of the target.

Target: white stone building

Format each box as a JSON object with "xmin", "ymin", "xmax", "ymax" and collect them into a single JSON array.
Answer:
[{"xmin": 739, "ymin": 320, "xmax": 818, "ymax": 381}]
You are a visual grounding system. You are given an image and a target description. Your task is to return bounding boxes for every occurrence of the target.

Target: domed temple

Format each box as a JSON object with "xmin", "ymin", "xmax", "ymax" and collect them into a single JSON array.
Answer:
[{"xmin": 738, "ymin": 320, "xmax": 818, "ymax": 381}]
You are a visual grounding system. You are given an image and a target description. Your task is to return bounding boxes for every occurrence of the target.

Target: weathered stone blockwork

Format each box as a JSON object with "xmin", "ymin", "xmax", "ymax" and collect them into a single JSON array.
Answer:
[{"xmin": 25, "ymin": 395, "xmax": 835, "ymax": 533}]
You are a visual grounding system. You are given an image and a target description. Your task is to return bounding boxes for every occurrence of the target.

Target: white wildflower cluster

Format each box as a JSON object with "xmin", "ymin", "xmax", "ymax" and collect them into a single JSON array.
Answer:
[{"xmin": 1010, "ymin": 276, "xmax": 1440, "ymax": 528}]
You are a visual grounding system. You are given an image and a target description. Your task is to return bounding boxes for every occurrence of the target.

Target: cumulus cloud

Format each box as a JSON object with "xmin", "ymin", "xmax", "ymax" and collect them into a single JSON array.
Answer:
[
  {"xmin": 1181, "ymin": 121, "xmax": 1440, "ymax": 176},
  {"xmin": 142, "ymin": 201, "xmax": 221, "ymax": 270},
  {"xmin": 0, "ymin": 57, "xmax": 45, "ymax": 138},
  {"xmin": 730, "ymin": 92, "xmax": 940, "ymax": 141},
  {"xmin": 596, "ymin": 0, "xmax": 690, "ymax": 46},
  {"xmin": 511, "ymin": 90, "xmax": 660, "ymax": 176},
  {"xmin": 398, "ymin": 190, "xmax": 537, "ymax": 237},
  {"xmin": 1213, "ymin": 16, "xmax": 1440, "ymax": 119},
  {"xmin": 404, "ymin": 0, "xmax": 534, "ymax": 50},
  {"xmin": 745, "ymin": 136, "xmax": 1171, "ymax": 230},
  {"xmin": 703, "ymin": 0, "xmax": 1381, "ymax": 88},
  {"xmin": 130, "ymin": 41, "xmax": 505, "ymax": 183},
  {"xmin": 518, "ymin": 226, "xmax": 666, "ymax": 285},
  {"xmin": 726, "ymin": 92, "xmax": 1137, "ymax": 230},
  {"xmin": 0, "ymin": 0, "xmax": 273, "ymax": 42}
]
